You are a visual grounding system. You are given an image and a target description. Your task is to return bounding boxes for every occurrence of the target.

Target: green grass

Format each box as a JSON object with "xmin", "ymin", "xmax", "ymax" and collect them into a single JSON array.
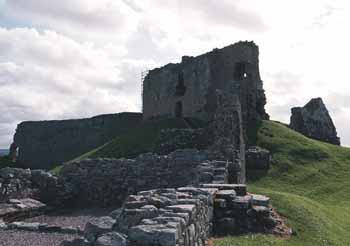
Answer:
[
  {"xmin": 215, "ymin": 120, "xmax": 350, "ymax": 246},
  {"xmin": 50, "ymin": 118, "xmax": 197, "ymax": 174},
  {"xmin": 0, "ymin": 155, "xmax": 15, "ymax": 169}
]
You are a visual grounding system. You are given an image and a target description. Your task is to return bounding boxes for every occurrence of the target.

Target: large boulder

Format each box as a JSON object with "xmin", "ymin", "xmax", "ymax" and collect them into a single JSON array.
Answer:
[{"xmin": 290, "ymin": 98, "xmax": 340, "ymax": 145}]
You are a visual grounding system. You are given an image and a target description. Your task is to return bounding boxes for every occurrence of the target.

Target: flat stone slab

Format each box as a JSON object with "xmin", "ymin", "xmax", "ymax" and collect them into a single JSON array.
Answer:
[
  {"xmin": 215, "ymin": 190, "xmax": 236, "ymax": 200},
  {"xmin": 252, "ymin": 194, "xmax": 270, "ymax": 207},
  {"xmin": 165, "ymin": 204, "xmax": 196, "ymax": 216},
  {"xmin": 230, "ymin": 195, "xmax": 252, "ymax": 209},
  {"xmin": 0, "ymin": 198, "xmax": 47, "ymax": 222},
  {"xmin": 129, "ymin": 224, "xmax": 178, "ymax": 246},
  {"xmin": 200, "ymin": 184, "xmax": 247, "ymax": 196}
]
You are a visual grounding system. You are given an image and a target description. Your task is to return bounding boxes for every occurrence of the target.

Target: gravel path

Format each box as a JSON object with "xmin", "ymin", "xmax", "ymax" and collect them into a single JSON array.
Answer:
[
  {"xmin": 0, "ymin": 230, "xmax": 80, "ymax": 246},
  {"xmin": 24, "ymin": 207, "xmax": 115, "ymax": 229},
  {"xmin": 0, "ymin": 207, "xmax": 117, "ymax": 246}
]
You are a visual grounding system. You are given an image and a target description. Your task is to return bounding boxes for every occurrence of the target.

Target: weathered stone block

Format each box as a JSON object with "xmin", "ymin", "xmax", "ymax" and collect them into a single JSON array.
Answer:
[
  {"xmin": 84, "ymin": 216, "xmax": 116, "ymax": 242},
  {"xmin": 245, "ymin": 146, "xmax": 271, "ymax": 170},
  {"xmin": 95, "ymin": 232, "xmax": 127, "ymax": 246},
  {"xmin": 129, "ymin": 224, "xmax": 178, "ymax": 246}
]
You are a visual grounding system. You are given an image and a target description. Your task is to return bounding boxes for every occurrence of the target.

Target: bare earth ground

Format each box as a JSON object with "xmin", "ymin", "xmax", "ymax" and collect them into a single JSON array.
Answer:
[{"xmin": 0, "ymin": 208, "xmax": 115, "ymax": 246}]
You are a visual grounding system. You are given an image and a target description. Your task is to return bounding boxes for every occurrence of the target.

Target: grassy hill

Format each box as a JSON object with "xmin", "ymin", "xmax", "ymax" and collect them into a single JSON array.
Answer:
[
  {"xmin": 215, "ymin": 120, "xmax": 350, "ymax": 246},
  {"xmin": 0, "ymin": 155, "xmax": 14, "ymax": 169}
]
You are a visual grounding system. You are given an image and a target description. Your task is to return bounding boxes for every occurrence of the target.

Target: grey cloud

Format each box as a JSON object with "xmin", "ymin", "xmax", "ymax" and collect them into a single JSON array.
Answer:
[
  {"xmin": 6, "ymin": 0, "xmax": 128, "ymax": 30},
  {"xmin": 264, "ymin": 71, "xmax": 304, "ymax": 94},
  {"xmin": 180, "ymin": 0, "xmax": 266, "ymax": 32}
]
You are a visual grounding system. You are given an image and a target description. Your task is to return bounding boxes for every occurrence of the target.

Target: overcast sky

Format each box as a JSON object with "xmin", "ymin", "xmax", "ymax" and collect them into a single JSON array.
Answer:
[{"xmin": 0, "ymin": 0, "xmax": 350, "ymax": 148}]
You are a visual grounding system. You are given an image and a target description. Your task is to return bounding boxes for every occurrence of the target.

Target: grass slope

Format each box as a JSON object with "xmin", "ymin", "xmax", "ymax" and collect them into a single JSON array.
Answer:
[
  {"xmin": 215, "ymin": 120, "xmax": 350, "ymax": 246},
  {"xmin": 0, "ymin": 155, "xmax": 14, "ymax": 169}
]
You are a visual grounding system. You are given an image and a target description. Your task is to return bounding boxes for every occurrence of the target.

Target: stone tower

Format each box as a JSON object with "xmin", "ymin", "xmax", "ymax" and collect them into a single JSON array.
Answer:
[{"xmin": 142, "ymin": 41, "xmax": 269, "ymax": 130}]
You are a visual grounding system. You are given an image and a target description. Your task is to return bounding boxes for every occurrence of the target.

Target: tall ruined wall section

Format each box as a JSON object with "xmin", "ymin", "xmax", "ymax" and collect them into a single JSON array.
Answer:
[
  {"xmin": 211, "ymin": 89, "xmax": 246, "ymax": 183},
  {"xmin": 13, "ymin": 113, "xmax": 142, "ymax": 170},
  {"xmin": 142, "ymin": 41, "xmax": 268, "ymax": 129}
]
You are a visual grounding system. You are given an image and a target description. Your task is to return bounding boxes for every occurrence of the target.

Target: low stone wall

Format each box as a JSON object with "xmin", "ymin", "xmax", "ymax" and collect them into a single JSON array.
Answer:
[
  {"xmin": 62, "ymin": 183, "xmax": 281, "ymax": 246},
  {"xmin": 59, "ymin": 150, "xmax": 233, "ymax": 207},
  {"xmin": 63, "ymin": 187, "xmax": 216, "ymax": 246}
]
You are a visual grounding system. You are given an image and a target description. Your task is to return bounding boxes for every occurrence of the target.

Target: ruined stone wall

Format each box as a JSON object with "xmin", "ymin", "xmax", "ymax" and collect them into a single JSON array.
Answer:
[
  {"xmin": 0, "ymin": 167, "xmax": 73, "ymax": 206},
  {"xmin": 13, "ymin": 113, "xmax": 142, "ymax": 170},
  {"xmin": 290, "ymin": 98, "xmax": 340, "ymax": 145},
  {"xmin": 58, "ymin": 150, "xmax": 234, "ymax": 207},
  {"xmin": 210, "ymin": 89, "xmax": 246, "ymax": 184},
  {"xmin": 142, "ymin": 41, "xmax": 268, "ymax": 128}
]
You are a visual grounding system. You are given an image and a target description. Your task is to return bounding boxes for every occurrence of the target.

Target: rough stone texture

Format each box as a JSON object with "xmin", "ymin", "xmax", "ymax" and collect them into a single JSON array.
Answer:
[
  {"xmin": 95, "ymin": 232, "xmax": 127, "ymax": 246},
  {"xmin": 290, "ymin": 98, "xmax": 340, "ymax": 145},
  {"xmin": 0, "ymin": 230, "xmax": 80, "ymax": 246},
  {"xmin": 157, "ymin": 128, "xmax": 212, "ymax": 155},
  {"xmin": 84, "ymin": 216, "xmax": 116, "ymax": 242},
  {"xmin": 0, "ymin": 167, "xmax": 74, "ymax": 206},
  {"xmin": 0, "ymin": 198, "xmax": 47, "ymax": 222},
  {"xmin": 142, "ymin": 41, "xmax": 269, "ymax": 128},
  {"xmin": 246, "ymin": 146, "xmax": 271, "ymax": 170},
  {"xmin": 58, "ymin": 150, "xmax": 230, "ymax": 207},
  {"xmin": 75, "ymin": 187, "xmax": 216, "ymax": 246},
  {"xmin": 64, "ymin": 184, "xmax": 278, "ymax": 246},
  {"xmin": 12, "ymin": 112, "xmax": 142, "ymax": 170},
  {"xmin": 210, "ymin": 89, "xmax": 246, "ymax": 184}
]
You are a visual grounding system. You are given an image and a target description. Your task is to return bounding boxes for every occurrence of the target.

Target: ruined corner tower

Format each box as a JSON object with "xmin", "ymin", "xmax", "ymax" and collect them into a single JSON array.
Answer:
[{"xmin": 142, "ymin": 41, "xmax": 269, "ymax": 131}]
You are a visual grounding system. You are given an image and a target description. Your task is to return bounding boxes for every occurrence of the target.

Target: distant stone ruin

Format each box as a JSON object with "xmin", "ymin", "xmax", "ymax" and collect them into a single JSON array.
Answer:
[
  {"xmin": 290, "ymin": 98, "xmax": 340, "ymax": 145},
  {"xmin": 11, "ymin": 113, "xmax": 142, "ymax": 169}
]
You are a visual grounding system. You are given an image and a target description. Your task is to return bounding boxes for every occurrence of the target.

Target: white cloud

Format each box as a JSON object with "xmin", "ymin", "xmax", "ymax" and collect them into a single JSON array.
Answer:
[
  {"xmin": 1, "ymin": 0, "xmax": 350, "ymax": 147},
  {"xmin": 0, "ymin": 27, "xmax": 143, "ymax": 148}
]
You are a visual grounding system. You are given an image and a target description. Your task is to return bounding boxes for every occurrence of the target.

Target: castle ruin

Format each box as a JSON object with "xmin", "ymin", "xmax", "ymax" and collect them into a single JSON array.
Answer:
[
  {"xmin": 0, "ymin": 42, "xmax": 291, "ymax": 246},
  {"xmin": 142, "ymin": 41, "xmax": 268, "ymax": 128}
]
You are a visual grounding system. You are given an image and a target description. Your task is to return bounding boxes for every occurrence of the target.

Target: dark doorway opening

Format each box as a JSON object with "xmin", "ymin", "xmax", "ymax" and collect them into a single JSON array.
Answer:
[
  {"xmin": 175, "ymin": 101, "xmax": 183, "ymax": 118},
  {"xmin": 234, "ymin": 62, "xmax": 248, "ymax": 80},
  {"xmin": 175, "ymin": 72, "xmax": 187, "ymax": 96}
]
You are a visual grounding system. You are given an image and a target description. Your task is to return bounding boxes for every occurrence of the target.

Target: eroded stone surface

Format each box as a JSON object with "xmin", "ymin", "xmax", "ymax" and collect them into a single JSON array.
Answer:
[{"xmin": 290, "ymin": 97, "xmax": 340, "ymax": 145}]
